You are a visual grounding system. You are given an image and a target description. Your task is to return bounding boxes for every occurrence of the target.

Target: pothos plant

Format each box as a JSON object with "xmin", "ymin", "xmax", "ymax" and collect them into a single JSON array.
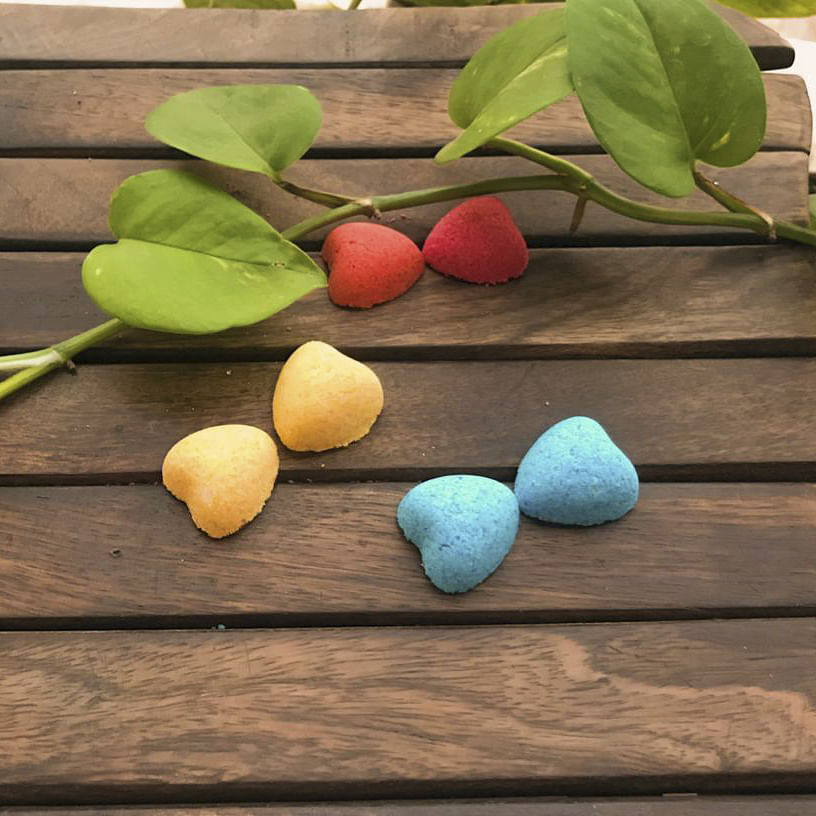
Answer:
[
  {"xmin": 3, "ymin": 0, "xmax": 816, "ymax": 404},
  {"xmin": 186, "ymin": 0, "xmax": 816, "ymax": 18},
  {"xmin": 401, "ymin": 0, "xmax": 816, "ymax": 13}
]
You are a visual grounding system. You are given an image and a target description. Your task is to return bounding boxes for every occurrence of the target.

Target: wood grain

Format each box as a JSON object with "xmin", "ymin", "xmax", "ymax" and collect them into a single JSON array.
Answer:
[
  {"xmin": 1, "ymin": 483, "xmax": 815, "ymax": 626},
  {"xmin": 3, "ymin": 245, "xmax": 816, "ymax": 360},
  {"xmin": 0, "ymin": 153, "xmax": 808, "ymax": 247},
  {"xmin": 3, "ymin": 620, "xmax": 816, "ymax": 802},
  {"xmin": 0, "ymin": 3, "xmax": 794, "ymax": 70},
  {"xmin": 0, "ymin": 4, "xmax": 808, "ymax": 812},
  {"xmin": 2, "ymin": 359, "xmax": 816, "ymax": 483},
  {"xmin": 6, "ymin": 801, "xmax": 816, "ymax": 816},
  {"xmin": 0, "ymin": 72, "xmax": 807, "ymax": 156}
]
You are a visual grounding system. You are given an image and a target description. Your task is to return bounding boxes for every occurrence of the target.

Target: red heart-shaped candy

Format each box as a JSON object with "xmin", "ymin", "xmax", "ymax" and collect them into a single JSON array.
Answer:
[
  {"xmin": 422, "ymin": 197, "xmax": 528, "ymax": 285},
  {"xmin": 322, "ymin": 222, "xmax": 424, "ymax": 309}
]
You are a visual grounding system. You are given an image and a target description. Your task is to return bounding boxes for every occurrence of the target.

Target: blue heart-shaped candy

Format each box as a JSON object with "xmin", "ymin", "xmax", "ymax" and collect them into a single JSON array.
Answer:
[
  {"xmin": 514, "ymin": 416, "xmax": 639, "ymax": 526},
  {"xmin": 397, "ymin": 475, "xmax": 519, "ymax": 594}
]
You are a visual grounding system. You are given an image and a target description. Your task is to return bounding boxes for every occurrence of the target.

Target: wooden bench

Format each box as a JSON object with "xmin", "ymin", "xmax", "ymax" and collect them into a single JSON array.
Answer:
[{"xmin": 2, "ymin": 4, "xmax": 816, "ymax": 814}]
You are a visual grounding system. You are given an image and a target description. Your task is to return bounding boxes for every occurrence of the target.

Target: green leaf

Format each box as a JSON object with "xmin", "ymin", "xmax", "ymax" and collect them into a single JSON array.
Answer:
[
  {"xmin": 184, "ymin": 0, "xmax": 295, "ymax": 7},
  {"xmin": 436, "ymin": 9, "xmax": 572, "ymax": 164},
  {"xmin": 82, "ymin": 170, "xmax": 326, "ymax": 334},
  {"xmin": 145, "ymin": 84, "xmax": 321, "ymax": 175},
  {"xmin": 398, "ymin": 0, "xmax": 547, "ymax": 5},
  {"xmin": 566, "ymin": 0, "xmax": 766, "ymax": 197},
  {"xmin": 393, "ymin": 0, "xmax": 477, "ymax": 5},
  {"xmin": 716, "ymin": 0, "xmax": 816, "ymax": 16}
]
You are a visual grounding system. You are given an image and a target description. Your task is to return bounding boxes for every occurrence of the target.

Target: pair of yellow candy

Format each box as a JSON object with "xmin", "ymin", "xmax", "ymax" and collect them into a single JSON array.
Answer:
[{"xmin": 163, "ymin": 341, "xmax": 383, "ymax": 538}]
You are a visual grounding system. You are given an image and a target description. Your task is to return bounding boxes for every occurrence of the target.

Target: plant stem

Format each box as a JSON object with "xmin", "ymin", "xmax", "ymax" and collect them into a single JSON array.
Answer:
[
  {"xmin": 0, "ymin": 347, "xmax": 65, "ymax": 373},
  {"xmin": 490, "ymin": 137, "xmax": 594, "ymax": 182},
  {"xmin": 281, "ymin": 175, "xmax": 572, "ymax": 241},
  {"xmin": 54, "ymin": 318, "xmax": 127, "ymax": 357},
  {"xmin": 569, "ymin": 196, "xmax": 588, "ymax": 233},
  {"xmin": 272, "ymin": 175, "xmax": 356, "ymax": 209},
  {"xmin": 0, "ymin": 363, "xmax": 66, "ymax": 402},
  {"xmin": 490, "ymin": 137, "xmax": 816, "ymax": 249},
  {"xmin": 693, "ymin": 168, "xmax": 777, "ymax": 239},
  {"xmin": 347, "ymin": 0, "xmax": 363, "ymax": 9},
  {"xmin": 281, "ymin": 168, "xmax": 790, "ymax": 245},
  {"xmin": 0, "ymin": 318, "xmax": 125, "ymax": 403}
]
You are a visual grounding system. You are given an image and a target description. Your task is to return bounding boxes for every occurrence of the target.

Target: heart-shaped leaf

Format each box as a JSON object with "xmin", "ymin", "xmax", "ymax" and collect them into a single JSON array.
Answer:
[
  {"xmin": 567, "ymin": 0, "xmax": 766, "ymax": 197},
  {"xmin": 436, "ymin": 9, "xmax": 572, "ymax": 164},
  {"xmin": 82, "ymin": 170, "xmax": 326, "ymax": 334},
  {"xmin": 184, "ymin": 0, "xmax": 295, "ymax": 7},
  {"xmin": 145, "ymin": 84, "xmax": 322, "ymax": 175},
  {"xmin": 716, "ymin": 0, "xmax": 816, "ymax": 15}
]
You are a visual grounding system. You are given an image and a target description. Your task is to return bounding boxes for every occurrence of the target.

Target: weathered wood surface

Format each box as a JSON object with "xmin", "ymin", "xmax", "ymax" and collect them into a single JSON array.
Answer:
[
  {"xmin": 0, "ymin": 4, "xmax": 811, "ymax": 810},
  {"xmin": 5, "ymin": 801, "xmax": 816, "ymax": 816},
  {"xmin": 0, "ymin": 72, "xmax": 807, "ymax": 156},
  {"xmin": 3, "ymin": 245, "xmax": 816, "ymax": 360},
  {"xmin": 2, "ymin": 359, "xmax": 815, "ymax": 483},
  {"xmin": 0, "ymin": 153, "xmax": 808, "ymax": 247},
  {"xmin": 0, "ymin": 3, "xmax": 794, "ymax": 69},
  {"xmin": 2, "ymin": 483, "xmax": 815, "ymax": 626},
  {"xmin": 3, "ymin": 620, "xmax": 816, "ymax": 803}
]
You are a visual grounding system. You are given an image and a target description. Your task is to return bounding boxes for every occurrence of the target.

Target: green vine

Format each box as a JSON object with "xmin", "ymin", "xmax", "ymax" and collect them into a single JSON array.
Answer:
[{"xmin": 2, "ymin": 0, "xmax": 815, "ymax": 405}]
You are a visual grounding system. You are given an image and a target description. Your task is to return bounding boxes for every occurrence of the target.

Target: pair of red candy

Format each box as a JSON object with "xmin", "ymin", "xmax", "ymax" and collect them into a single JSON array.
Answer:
[{"xmin": 322, "ymin": 196, "xmax": 528, "ymax": 309}]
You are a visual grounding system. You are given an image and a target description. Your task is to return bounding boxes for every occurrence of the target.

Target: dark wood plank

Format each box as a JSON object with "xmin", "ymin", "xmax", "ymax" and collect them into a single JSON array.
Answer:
[
  {"xmin": 2, "ymin": 359, "xmax": 816, "ymax": 483},
  {"xmin": 2, "ymin": 483, "xmax": 815, "ymax": 626},
  {"xmin": 0, "ymin": 71, "xmax": 806, "ymax": 156},
  {"xmin": 0, "ymin": 153, "xmax": 808, "ymax": 247},
  {"xmin": 2, "ymin": 620, "xmax": 816, "ymax": 803},
  {"xmin": 714, "ymin": 3, "xmax": 794, "ymax": 69},
  {"xmin": 3, "ymin": 245, "xmax": 816, "ymax": 360},
  {"xmin": 0, "ymin": 3, "xmax": 794, "ymax": 70},
  {"xmin": 5, "ymin": 801, "xmax": 816, "ymax": 816}
]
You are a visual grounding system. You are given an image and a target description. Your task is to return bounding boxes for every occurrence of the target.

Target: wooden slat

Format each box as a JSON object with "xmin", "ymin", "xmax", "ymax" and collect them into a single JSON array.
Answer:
[
  {"xmin": 2, "ymin": 359, "xmax": 816, "ymax": 483},
  {"xmin": 2, "ymin": 483, "xmax": 815, "ymax": 625},
  {"xmin": 0, "ymin": 71, "xmax": 807, "ymax": 156},
  {"xmin": 3, "ymin": 245, "xmax": 816, "ymax": 360},
  {"xmin": 0, "ymin": 4, "xmax": 794, "ymax": 70},
  {"xmin": 2, "ymin": 619, "xmax": 816, "ymax": 803},
  {"xmin": 714, "ymin": 4, "xmax": 794, "ymax": 69},
  {"xmin": 6, "ymin": 801, "xmax": 816, "ymax": 816},
  {"xmin": 0, "ymin": 153, "xmax": 808, "ymax": 247}
]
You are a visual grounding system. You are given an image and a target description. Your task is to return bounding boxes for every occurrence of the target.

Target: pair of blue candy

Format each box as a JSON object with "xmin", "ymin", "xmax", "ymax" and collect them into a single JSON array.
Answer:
[{"xmin": 397, "ymin": 417, "xmax": 639, "ymax": 594}]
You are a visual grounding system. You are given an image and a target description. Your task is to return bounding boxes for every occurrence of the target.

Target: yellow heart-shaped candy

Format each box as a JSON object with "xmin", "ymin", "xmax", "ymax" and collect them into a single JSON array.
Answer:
[
  {"xmin": 273, "ymin": 341, "xmax": 384, "ymax": 452},
  {"xmin": 162, "ymin": 424, "xmax": 279, "ymax": 539}
]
